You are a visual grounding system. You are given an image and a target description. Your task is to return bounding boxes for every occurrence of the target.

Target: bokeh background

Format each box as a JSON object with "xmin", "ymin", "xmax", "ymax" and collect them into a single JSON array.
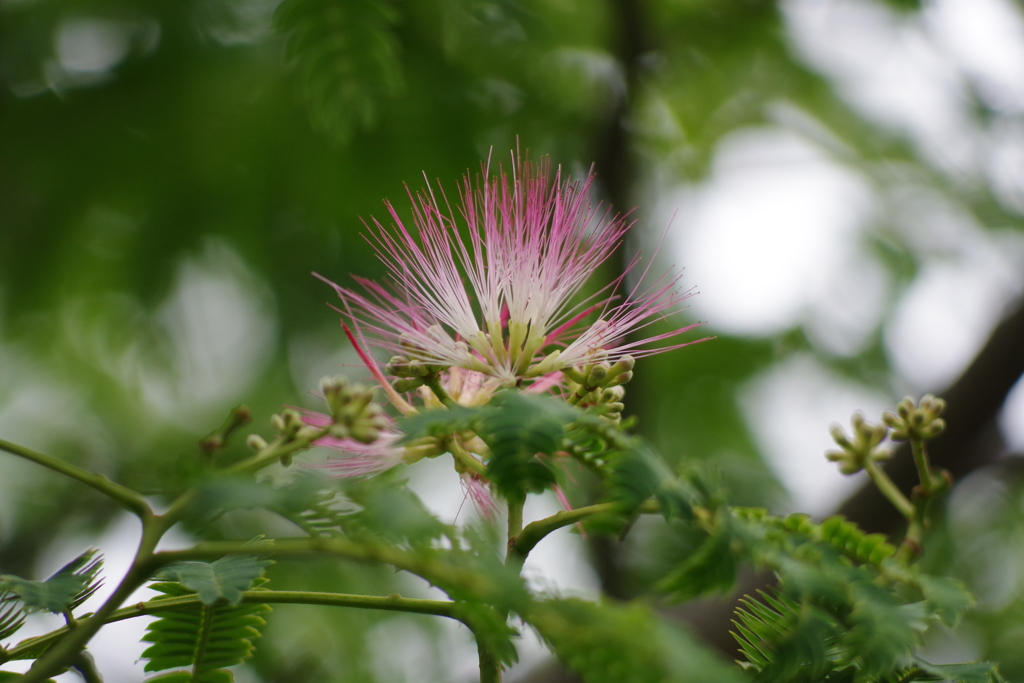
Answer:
[{"xmin": 3, "ymin": 0, "xmax": 1024, "ymax": 680}]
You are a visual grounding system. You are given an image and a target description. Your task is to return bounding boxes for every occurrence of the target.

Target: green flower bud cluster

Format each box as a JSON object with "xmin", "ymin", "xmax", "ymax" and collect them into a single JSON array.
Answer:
[
  {"xmin": 826, "ymin": 412, "xmax": 891, "ymax": 475},
  {"xmin": 385, "ymin": 355, "xmax": 446, "ymax": 393},
  {"xmin": 882, "ymin": 394, "xmax": 946, "ymax": 442},
  {"xmin": 271, "ymin": 408, "xmax": 308, "ymax": 439},
  {"xmin": 320, "ymin": 375, "xmax": 389, "ymax": 444},
  {"xmin": 563, "ymin": 355, "xmax": 634, "ymax": 415}
]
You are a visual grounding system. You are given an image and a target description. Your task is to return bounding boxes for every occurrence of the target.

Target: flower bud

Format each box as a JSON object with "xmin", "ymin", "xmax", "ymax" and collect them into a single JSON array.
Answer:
[
  {"xmin": 829, "ymin": 424, "xmax": 851, "ymax": 449},
  {"xmin": 246, "ymin": 434, "xmax": 268, "ymax": 451},
  {"xmin": 587, "ymin": 363, "xmax": 610, "ymax": 385},
  {"xmin": 350, "ymin": 424, "xmax": 380, "ymax": 444},
  {"xmin": 897, "ymin": 397, "xmax": 914, "ymax": 420},
  {"xmin": 393, "ymin": 377, "xmax": 425, "ymax": 393},
  {"xmin": 385, "ymin": 356, "xmax": 411, "ymax": 376},
  {"xmin": 525, "ymin": 350, "xmax": 563, "ymax": 377},
  {"xmin": 604, "ymin": 370, "xmax": 633, "ymax": 387},
  {"xmin": 563, "ymin": 366, "xmax": 586, "ymax": 384},
  {"xmin": 602, "ymin": 385, "xmax": 626, "ymax": 402}
]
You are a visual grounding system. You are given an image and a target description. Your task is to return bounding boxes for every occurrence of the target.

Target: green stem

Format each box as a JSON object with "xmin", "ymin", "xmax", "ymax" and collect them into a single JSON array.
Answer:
[
  {"xmin": 865, "ymin": 460, "xmax": 915, "ymax": 520},
  {"xmin": 0, "ymin": 439, "xmax": 152, "ymax": 519},
  {"xmin": 449, "ymin": 437, "xmax": 488, "ymax": 476},
  {"xmin": 199, "ymin": 405, "xmax": 251, "ymax": 456},
  {"xmin": 910, "ymin": 439, "xmax": 937, "ymax": 493},
  {"xmin": 152, "ymin": 537, "xmax": 503, "ymax": 602},
  {"xmin": 507, "ymin": 497, "xmax": 524, "ymax": 544},
  {"xmin": 70, "ymin": 651, "xmax": 103, "ymax": 683},
  {"xmin": 191, "ymin": 606, "xmax": 215, "ymax": 680},
  {"xmin": 423, "ymin": 376, "xmax": 458, "ymax": 409},
  {"xmin": 509, "ymin": 500, "xmax": 660, "ymax": 561},
  {"xmin": 222, "ymin": 427, "xmax": 328, "ymax": 476},
  {"xmin": 476, "ymin": 638, "xmax": 502, "ymax": 683},
  {"xmin": 7, "ymin": 591, "xmax": 464, "ymax": 661}
]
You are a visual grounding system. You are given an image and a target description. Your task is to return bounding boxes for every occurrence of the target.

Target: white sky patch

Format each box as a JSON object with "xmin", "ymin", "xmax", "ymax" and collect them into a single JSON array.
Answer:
[
  {"xmin": 740, "ymin": 354, "xmax": 888, "ymax": 516},
  {"xmin": 927, "ymin": 0, "xmax": 1024, "ymax": 114},
  {"xmin": 884, "ymin": 259, "xmax": 1020, "ymax": 391},
  {"xmin": 783, "ymin": 0, "xmax": 980, "ymax": 174},
  {"xmin": 883, "ymin": 190, "xmax": 1024, "ymax": 390},
  {"xmin": 670, "ymin": 126, "xmax": 879, "ymax": 347}
]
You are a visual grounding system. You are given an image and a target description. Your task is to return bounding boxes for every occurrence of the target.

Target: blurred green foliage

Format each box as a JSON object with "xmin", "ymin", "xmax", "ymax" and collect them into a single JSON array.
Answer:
[{"xmin": 2, "ymin": 0, "xmax": 1024, "ymax": 680}]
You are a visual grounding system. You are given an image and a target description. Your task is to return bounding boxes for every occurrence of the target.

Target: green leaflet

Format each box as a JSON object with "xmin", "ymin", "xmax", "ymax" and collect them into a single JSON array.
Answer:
[
  {"xmin": 399, "ymin": 392, "xmax": 577, "ymax": 500},
  {"xmin": 0, "ymin": 549, "xmax": 102, "ymax": 614},
  {"xmin": 140, "ymin": 577, "xmax": 271, "ymax": 683},
  {"xmin": 0, "ymin": 593, "xmax": 27, "ymax": 643},
  {"xmin": 732, "ymin": 590, "xmax": 844, "ymax": 682},
  {"xmin": 455, "ymin": 602, "xmax": 520, "ymax": 668},
  {"xmin": 528, "ymin": 598, "xmax": 745, "ymax": 683},
  {"xmin": 657, "ymin": 527, "xmax": 738, "ymax": 603},
  {"xmin": 275, "ymin": 0, "xmax": 403, "ymax": 142},
  {"xmin": 915, "ymin": 575, "xmax": 975, "ymax": 627},
  {"xmin": 156, "ymin": 555, "xmax": 271, "ymax": 606},
  {"xmin": 478, "ymin": 393, "xmax": 573, "ymax": 499}
]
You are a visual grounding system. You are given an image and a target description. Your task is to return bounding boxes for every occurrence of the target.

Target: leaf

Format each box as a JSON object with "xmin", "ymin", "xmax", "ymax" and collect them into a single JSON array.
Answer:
[
  {"xmin": 480, "ymin": 393, "xmax": 574, "ymax": 499},
  {"xmin": 399, "ymin": 392, "xmax": 578, "ymax": 500},
  {"xmin": 657, "ymin": 528, "xmax": 737, "ymax": 603},
  {"xmin": 0, "ymin": 549, "xmax": 103, "ymax": 614},
  {"xmin": 397, "ymin": 404, "xmax": 480, "ymax": 442},
  {"xmin": 141, "ymin": 578, "xmax": 270, "ymax": 681},
  {"xmin": 275, "ymin": 0, "xmax": 403, "ymax": 142},
  {"xmin": 0, "ymin": 593, "xmax": 27, "ymax": 642},
  {"xmin": 916, "ymin": 575, "xmax": 976, "ymax": 626},
  {"xmin": 142, "ymin": 673, "xmax": 196, "ymax": 683},
  {"xmin": 731, "ymin": 590, "xmax": 844, "ymax": 683},
  {"xmin": 156, "ymin": 555, "xmax": 271, "ymax": 606},
  {"xmin": 456, "ymin": 602, "xmax": 519, "ymax": 667},
  {"xmin": 340, "ymin": 476, "xmax": 452, "ymax": 547},
  {"xmin": 528, "ymin": 598, "xmax": 745, "ymax": 683}
]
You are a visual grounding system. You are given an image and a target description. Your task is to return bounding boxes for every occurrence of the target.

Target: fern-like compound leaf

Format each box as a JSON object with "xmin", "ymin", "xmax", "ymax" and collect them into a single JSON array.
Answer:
[
  {"xmin": 0, "ymin": 549, "xmax": 103, "ymax": 614},
  {"xmin": 275, "ymin": 0, "xmax": 403, "ymax": 142},
  {"xmin": 529, "ymin": 598, "xmax": 745, "ymax": 683},
  {"xmin": 156, "ymin": 555, "xmax": 271, "ymax": 606},
  {"xmin": 140, "ymin": 577, "xmax": 271, "ymax": 682},
  {"xmin": 0, "ymin": 593, "xmax": 27, "ymax": 643}
]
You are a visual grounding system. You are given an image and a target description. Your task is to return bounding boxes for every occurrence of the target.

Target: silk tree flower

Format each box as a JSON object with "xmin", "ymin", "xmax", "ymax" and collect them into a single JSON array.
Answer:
[{"xmin": 316, "ymin": 152, "xmax": 707, "ymax": 388}]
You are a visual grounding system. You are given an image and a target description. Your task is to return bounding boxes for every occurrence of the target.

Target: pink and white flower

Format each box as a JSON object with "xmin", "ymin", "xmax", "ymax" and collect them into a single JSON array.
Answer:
[
  {"xmin": 296, "ymin": 407, "xmax": 406, "ymax": 477},
  {"xmin": 316, "ymin": 152, "xmax": 706, "ymax": 388}
]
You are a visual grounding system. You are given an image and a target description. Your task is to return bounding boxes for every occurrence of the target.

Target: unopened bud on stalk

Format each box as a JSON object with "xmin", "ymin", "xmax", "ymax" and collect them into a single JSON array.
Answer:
[
  {"xmin": 246, "ymin": 434, "xmax": 268, "ymax": 451},
  {"xmin": 393, "ymin": 377, "xmax": 425, "ymax": 393},
  {"xmin": 883, "ymin": 394, "xmax": 946, "ymax": 442},
  {"xmin": 602, "ymin": 385, "xmax": 626, "ymax": 403},
  {"xmin": 563, "ymin": 366, "xmax": 586, "ymax": 384},
  {"xmin": 604, "ymin": 370, "xmax": 633, "ymax": 387},
  {"xmin": 826, "ymin": 412, "xmax": 890, "ymax": 475},
  {"xmin": 604, "ymin": 356, "xmax": 635, "ymax": 383},
  {"xmin": 587, "ymin": 363, "xmax": 610, "ymax": 385},
  {"xmin": 525, "ymin": 350, "xmax": 563, "ymax": 377}
]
